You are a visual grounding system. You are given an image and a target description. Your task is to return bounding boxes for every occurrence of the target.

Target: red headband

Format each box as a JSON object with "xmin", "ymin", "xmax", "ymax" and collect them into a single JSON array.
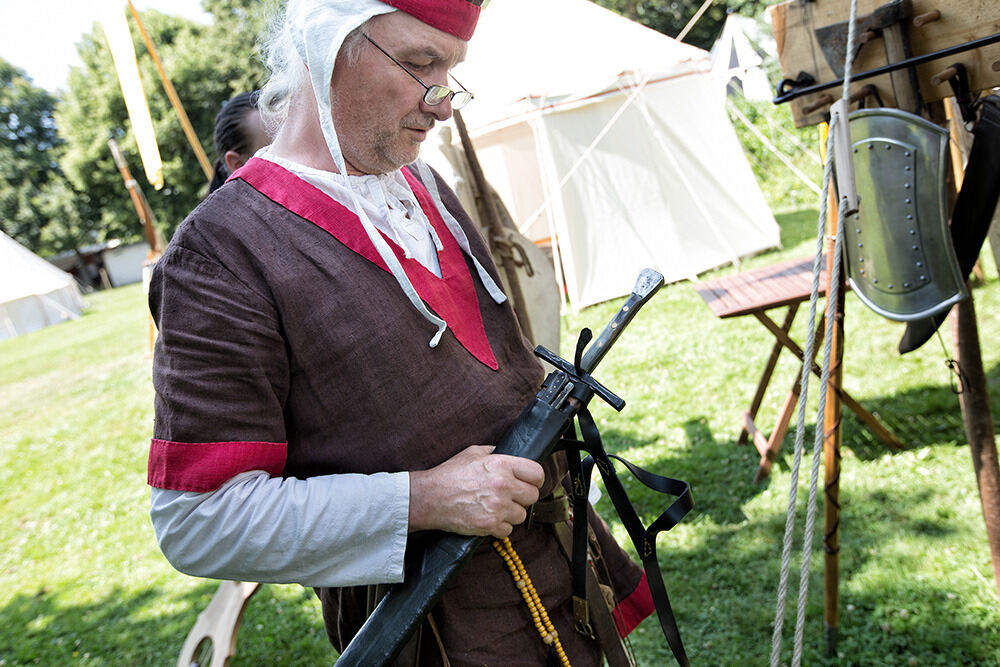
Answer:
[{"xmin": 382, "ymin": 0, "xmax": 483, "ymax": 41}]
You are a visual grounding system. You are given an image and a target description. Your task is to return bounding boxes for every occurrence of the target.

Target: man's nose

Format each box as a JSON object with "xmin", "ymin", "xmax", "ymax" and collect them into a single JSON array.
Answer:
[{"xmin": 421, "ymin": 96, "xmax": 453, "ymax": 121}]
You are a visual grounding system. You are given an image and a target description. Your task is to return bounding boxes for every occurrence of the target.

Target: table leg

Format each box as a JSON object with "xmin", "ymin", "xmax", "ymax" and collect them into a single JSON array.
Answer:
[{"xmin": 740, "ymin": 304, "xmax": 799, "ymax": 445}]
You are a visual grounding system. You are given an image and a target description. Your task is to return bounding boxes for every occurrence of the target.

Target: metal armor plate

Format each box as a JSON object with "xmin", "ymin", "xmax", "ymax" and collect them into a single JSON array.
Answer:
[{"xmin": 845, "ymin": 108, "xmax": 966, "ymax": 321}]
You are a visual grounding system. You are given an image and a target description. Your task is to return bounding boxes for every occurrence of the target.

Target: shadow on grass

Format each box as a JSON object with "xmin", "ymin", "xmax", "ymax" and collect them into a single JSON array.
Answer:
[
  {"xmin": 592, "ymin": 418, "xmax": 1000, "ymax": 665},
  {"xmin": 0, "ymin": 581, "xmax": 332, "ymax": 665},
  {"xmin": 759, "ymin": 359, "xmax": 1000, "ymax": 469}
]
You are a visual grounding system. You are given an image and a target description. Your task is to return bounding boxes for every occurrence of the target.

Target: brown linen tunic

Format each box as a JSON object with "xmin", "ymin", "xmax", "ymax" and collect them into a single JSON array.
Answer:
[{"xmin": 148, "ymin": 160, "xmax": 644, "ymax": 665}]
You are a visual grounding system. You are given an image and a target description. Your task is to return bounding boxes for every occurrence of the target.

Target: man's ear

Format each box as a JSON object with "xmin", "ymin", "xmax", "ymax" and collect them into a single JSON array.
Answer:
[{"xmin": 224, "ymin": 150, "xmax": 247, "ymax": 174}]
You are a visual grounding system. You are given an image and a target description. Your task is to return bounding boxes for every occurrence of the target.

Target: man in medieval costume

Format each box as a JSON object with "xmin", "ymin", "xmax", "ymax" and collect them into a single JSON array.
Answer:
[{"xmin": 146, "ymin": 1, "xmax": 654, "ymax": 664}]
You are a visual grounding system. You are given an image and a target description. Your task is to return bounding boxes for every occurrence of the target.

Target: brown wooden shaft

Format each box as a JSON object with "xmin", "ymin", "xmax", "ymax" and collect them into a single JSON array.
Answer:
[
  {"xmin": 126, "ymin": 0, "xmax": 213, "ymax": 181},
  {"xmin": 822, "ymin": 176, "xmax": 843, "ymax": 658},
  {"xmin": 108, "ymin": 139, "xmax": 160, "ymax": 252},
  {"xmin": 913, "ymin": 9, "xmax": 942, "ymax": 28},
  {"xmin": 952, "ymin": 295, "xmax": 1000, "ymax": 601},
  {"xmin": 936, "ymin": 94, "xmax": 1000, "ymax": 600},
  {"xmin": 452, "ymin": 111, "xmax": 535, "ymax": 343}
]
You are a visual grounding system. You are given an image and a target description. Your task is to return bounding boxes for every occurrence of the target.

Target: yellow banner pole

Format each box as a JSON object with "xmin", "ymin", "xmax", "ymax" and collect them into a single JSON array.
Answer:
[{"xmin": 126, "ymin": 0, "xmax": 213, "ymax": 181}]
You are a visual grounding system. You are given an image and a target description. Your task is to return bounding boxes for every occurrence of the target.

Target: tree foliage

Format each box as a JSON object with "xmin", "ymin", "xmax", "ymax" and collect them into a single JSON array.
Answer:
[
  {"xmin": 593, "ymin": 0, "xmax": 769, "ymax": 50},
  {"xmin": 0, "ymin": 60, "xmax": 64, "ymax": 249},
  {"xmin": 54, "ymin": 1, "xmax": 278, "ymax": 248}
]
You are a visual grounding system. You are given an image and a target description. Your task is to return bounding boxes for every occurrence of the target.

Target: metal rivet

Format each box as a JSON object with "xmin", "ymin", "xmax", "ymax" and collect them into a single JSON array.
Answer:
[
  {"xmin": 905, "ymin": 165, "xmax": 911, "ymax": 171},
  {"xmin": 917, "ymin": 261, "xmax": 923, "ymax": 267},
  {"xmin": 907, "ymin": 214, "xmax": 913, "ymax": 220},
  {"xmin": 886, "ymin": 144, "xmax": 892, "ymax": 150},
  {"xmin": 912, "ymin": 244, "xmax": 919, "ymax": 250},
  {"xmin": 903, "ymin": 282, "xmax": 911, "ymax": 288},
  {"xmin": 860, "ymin": 268, "xmax": 865, "ymax": 275},
  {"xmin": 905, "ymin": 152, "xmax": 912, "ymax": 157},
  {"xmin": 920, "ymin": 275, "xmax": 926, "ymax": 281},
  {"xmin": 858, "ymin": 243, "xmax": 864, "ymax": 248},
  {"xmin": 874, "ymin": 279, "xmax": 879, "ymax": 284},
  {"xmin": 859, "ymin": 258, "xmax": 864, "ymax": 263},
  {"xmin": 853, "ymin": 148, "xmax": 859, "ymax": 153},
  {"xmin": 888, "ymin": 284, "xmax": 894, "ymax": 289},
  {"xmin": 909, "ymin": 229, "xmax": 916, "ymax": 235},
  {"xmin": 905, "ymin": 198, "xmax": 912, "ymax": 204},
  {"xmin": 904, "ymin": 183, "xmax": 911, "ymax": 189},
  {"xmin": 869, "ymin": 143, "xmax": 875, "ymax": 150},
  {"xmin": 856, "ymin": 228, "xmax": 862, "ymax": 234}
]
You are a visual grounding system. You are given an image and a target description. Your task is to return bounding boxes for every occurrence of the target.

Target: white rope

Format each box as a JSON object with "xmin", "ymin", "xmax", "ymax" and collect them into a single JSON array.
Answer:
[
  {"xmin": 770, "ymin": 0, "xmax": 859, "ymax": 663},
  {"xmin": 726, "ymin": 100, "xmax": 823, "ymax": 196}
]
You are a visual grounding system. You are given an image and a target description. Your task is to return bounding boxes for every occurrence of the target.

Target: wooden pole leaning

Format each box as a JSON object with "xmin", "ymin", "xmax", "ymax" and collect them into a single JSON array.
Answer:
[
  {"xmin": 125, "ymin": 0, "xmax": 213, "ymax": 181},
  {"xmin": 932, "ymin": 100, "xmax": 1000, "ymax": 602}
]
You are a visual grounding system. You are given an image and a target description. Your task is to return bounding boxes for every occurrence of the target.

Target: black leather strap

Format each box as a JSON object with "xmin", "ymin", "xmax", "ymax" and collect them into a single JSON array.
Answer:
[{"xmin": 560, "ymin": 408, "xmax": 693, "ymax": 667}]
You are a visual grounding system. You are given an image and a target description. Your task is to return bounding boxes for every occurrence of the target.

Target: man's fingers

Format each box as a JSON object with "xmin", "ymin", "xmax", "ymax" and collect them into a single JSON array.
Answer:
[{"xmin": 487, "ymin": 454, "xmax": 545, "ymax": 488}]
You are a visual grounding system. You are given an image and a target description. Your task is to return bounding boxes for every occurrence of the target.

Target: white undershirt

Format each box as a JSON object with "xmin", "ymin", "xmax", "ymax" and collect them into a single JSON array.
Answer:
[
  {"xmin": 261, "ymin": 147, "xmax": 443, "ymax": 276},
  {"xmin": 149, "ymin": 153, "xmax": 448, "ymax": 588}
]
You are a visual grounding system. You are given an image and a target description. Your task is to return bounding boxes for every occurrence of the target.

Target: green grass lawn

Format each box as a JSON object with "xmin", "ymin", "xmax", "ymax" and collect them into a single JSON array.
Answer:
[{"xmin": 2, "ymin": 208, "xmax": 999, "ymax": 665}]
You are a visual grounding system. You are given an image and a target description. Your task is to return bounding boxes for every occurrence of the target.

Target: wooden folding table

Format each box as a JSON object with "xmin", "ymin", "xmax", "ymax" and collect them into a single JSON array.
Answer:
[{"xmin": 694, "ymin": 256, "xmax": 902, "ymax": 481}]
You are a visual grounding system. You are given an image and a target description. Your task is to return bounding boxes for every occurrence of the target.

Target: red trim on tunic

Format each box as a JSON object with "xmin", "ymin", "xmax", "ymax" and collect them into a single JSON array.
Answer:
[
  {"xmin": 382, "ymin": 0, "xmax": 481, "ymax": 40},
  {"xmin": 613, "ymin": 570, "xmax": 656, "ymax": 637},
  {"xmin": 230, "ymin": 157, "xmax": 499, "ymax": 370},
  {"xmin": 148, "ymin": 438, "xmax": 287, "ymax": 493}
]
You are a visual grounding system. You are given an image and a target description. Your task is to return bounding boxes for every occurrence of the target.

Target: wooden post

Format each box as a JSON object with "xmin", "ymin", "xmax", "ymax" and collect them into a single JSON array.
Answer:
[
  {"xmin": 931, "ymin": 98, "xmax": 1000, "ymax": 601},
  {"xmin": 952, "ymin": 295, "xmax": 1000, "ymax": 600},
  {"xmin": 108, "ymin": 138, "xmax": 161, "ymax": 254},
  {"xmin": 822, "ymin": 171, "xmax": 844, "ymax": 658}
]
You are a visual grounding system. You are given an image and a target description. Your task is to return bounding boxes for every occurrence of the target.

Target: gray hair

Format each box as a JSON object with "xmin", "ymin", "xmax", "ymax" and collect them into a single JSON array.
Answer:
[{"xmin": 258, "ymin": 10, "xmax": 375, "ymax": 136}]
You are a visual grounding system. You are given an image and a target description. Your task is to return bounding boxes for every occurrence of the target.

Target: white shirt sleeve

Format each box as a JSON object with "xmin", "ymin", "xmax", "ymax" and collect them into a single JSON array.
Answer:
[{"xmin": 150, "ymin": 470, "xmax": 410, "ymax": 588}]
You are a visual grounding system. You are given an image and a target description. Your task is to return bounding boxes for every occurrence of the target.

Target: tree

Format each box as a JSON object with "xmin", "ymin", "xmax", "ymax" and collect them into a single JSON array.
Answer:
[
  {"xmin": 593, "ymin": 0, "xmax": 769, "ymax": 51},
  {"xmin": 55, "ymin": 3, "xmax": 275, "ymax": 245},
  {"xmin": 0, "ymin": 60, "xmax": 64, "ymax": 249}
]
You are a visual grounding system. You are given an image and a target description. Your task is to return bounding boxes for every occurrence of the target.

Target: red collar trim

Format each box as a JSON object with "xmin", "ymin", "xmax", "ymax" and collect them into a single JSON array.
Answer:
[{"xmin": 230, "ymin": 158, "xmax": 498, "ymax": 370}]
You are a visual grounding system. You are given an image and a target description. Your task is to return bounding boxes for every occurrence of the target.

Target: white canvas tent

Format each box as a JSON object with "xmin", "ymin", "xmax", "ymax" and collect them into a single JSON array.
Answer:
[
  {"xmin": 0, "ymin": 231, "xmax": 85, "ymax": 341},
  {"xmin": 433, "ymin": 0, "xmax": 780, "ymax": 309}
]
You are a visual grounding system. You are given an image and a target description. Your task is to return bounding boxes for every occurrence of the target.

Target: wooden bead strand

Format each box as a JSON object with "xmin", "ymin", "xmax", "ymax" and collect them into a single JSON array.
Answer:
[{"xmin": 493, "ymin": 537, "xmax": 572, "ymax": 667}]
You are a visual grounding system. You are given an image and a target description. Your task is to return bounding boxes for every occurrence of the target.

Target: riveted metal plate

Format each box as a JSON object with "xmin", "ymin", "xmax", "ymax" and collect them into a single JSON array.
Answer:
[{"xmin": 845, "ymin": 108, "xmax": 966, "ymax": 321}]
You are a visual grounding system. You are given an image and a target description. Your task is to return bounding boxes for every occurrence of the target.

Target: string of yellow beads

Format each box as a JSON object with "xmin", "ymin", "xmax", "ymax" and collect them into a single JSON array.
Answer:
[{"xmin": 493, "ymin": 536, "xmax": 572, "ymax": 667}]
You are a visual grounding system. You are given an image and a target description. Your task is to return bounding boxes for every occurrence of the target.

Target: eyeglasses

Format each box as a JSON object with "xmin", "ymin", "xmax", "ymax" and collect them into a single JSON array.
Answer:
[{"xmin": 362, "ymin": 34, "xmax": 474, "ymax": 110}]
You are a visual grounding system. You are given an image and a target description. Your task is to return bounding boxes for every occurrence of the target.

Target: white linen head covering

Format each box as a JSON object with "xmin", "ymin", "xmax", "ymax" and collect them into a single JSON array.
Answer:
[{"xmin": 282, "ymin": 0, "xmax": 506, "ymax": 347}]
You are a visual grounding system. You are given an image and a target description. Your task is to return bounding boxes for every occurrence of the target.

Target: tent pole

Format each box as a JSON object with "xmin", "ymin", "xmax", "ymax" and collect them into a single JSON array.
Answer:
[
  {"xmin": 676, "ymin": 0, "xmax": 715, "ymax": 43},
  {"xmin": 126, "ymin": 0, "xmax": 213, "ymax": 181}
]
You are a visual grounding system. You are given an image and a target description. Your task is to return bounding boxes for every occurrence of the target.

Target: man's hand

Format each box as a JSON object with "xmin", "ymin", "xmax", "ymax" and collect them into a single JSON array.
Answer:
[{"xmin": 408, "ymin": 445, "xmax": 544, "ymax": 538}]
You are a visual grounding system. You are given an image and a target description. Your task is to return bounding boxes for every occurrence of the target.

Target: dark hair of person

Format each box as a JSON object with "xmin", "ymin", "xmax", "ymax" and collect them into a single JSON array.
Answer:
[{"xmin": 208, "ymin": 91, "xmax": 261, "ymax": 193}]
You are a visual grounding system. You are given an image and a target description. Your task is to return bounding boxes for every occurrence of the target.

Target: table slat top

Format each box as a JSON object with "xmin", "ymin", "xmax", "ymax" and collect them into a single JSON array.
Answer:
[{"xmin": 694, "ymin": 256, "xmax": 829, "ymax": 318}]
